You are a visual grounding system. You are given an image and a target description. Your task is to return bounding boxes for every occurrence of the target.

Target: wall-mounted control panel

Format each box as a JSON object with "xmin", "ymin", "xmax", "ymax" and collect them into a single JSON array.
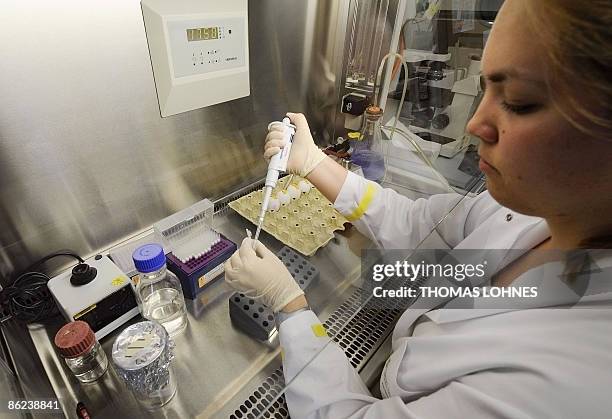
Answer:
[
  {"xmin": 141, "ymin": 0, "xmax": 249, "ymax": 117},
  {"xmin": 167, "ymin": 17, "xmax": 246, "ymax": 78}
]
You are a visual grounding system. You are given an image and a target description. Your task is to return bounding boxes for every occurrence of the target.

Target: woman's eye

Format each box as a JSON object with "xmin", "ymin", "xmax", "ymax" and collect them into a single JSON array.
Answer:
[
  {"xmin": 479, "ymin": 75, "xmax": 486, "ymax": 92},
  {"xmin": 501, "ymin": 102, "xmax": 540, "ymax": 115}
]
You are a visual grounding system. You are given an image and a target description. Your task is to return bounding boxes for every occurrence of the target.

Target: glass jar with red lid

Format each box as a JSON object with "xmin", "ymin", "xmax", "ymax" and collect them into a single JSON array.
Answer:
[{"xmin": 54, "ymin": 320, "xmax": 108, "ymax": 383}]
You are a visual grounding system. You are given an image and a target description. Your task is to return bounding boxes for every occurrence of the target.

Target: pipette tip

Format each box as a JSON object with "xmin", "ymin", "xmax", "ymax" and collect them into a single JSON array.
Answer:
[{"xmin": 252, "ymin": 224, "xmax": 263, "ymax": 248}]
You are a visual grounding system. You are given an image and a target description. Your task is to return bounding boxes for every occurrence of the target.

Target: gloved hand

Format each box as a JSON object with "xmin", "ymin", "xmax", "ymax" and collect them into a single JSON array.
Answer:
[
  {"xmin": 224, "ymin": 238, "xmax": 304, "ymax": 313},
  {"xmin": 264, "ymin": 112, "xmax": 327, "ymax": 178}
]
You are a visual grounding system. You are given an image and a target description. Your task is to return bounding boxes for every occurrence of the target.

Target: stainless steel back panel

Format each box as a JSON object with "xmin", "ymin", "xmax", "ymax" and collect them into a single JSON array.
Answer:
[{"xmin": 0, "ymin": 0, "xmax": 347, "ymax": 282}]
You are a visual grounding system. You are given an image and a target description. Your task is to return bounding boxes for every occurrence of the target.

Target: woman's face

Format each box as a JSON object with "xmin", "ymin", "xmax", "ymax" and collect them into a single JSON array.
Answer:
[{"xmin": 466, "ymin": 0, "xmax": 612, "ymax": 219}]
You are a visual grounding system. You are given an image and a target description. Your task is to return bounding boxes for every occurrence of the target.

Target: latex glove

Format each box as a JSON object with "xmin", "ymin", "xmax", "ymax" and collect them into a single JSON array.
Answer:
[
  {"xmin": 264, "ymin": 112, "xmax": 327, "ymax": 177},
  {"xmin": 224, "ymin": 238, "xmax": 304, "ymax": 313}
]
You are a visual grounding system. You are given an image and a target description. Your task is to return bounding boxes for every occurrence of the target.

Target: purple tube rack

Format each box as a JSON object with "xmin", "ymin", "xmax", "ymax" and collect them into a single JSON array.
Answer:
[{"xmin": 166, "ymin": 236, "xmax": 235, "ymax": 275}]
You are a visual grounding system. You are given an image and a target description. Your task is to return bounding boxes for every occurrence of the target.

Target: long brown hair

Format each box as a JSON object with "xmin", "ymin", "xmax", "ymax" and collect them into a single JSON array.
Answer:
[
  {"xmin": 524, "ymin": 0, "xmax": 612, "ymax": 138},
  {"xmin": 525, "ymin": 0, "xmax": 612, "ymax": 249}
]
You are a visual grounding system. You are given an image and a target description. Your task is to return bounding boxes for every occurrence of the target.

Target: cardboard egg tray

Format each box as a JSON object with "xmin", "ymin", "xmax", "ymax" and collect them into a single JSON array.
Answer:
[{"xmin": 229, "ymin": 176, "xmax": 348, "ymax": 256}]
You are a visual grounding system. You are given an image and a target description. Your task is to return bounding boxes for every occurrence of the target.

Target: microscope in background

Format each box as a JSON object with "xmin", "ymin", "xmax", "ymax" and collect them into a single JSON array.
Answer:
[
  {"xmin": 389, "ymin": 3, "xmax": 482, "ymax": 158},
  {"xmin": 390, "ymin": 52, "xmax": 481, "ymax": 158},
  {"xmin": 339, "ymin": 1, "xmax": 484, "ymax": 159}
]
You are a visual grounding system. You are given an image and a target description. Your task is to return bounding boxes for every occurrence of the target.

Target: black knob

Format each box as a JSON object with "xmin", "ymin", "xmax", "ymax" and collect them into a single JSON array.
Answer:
[
  {"xmin": 70, "ymin": 263, "xmax": 97, "ymax": 286},
  {"xmin": 341, "ymin": 93, "xmax": 368, "ymax": 116},
  {"xmin": 432, "ymin": 114, "xmax": 450, "ymax": 130}
]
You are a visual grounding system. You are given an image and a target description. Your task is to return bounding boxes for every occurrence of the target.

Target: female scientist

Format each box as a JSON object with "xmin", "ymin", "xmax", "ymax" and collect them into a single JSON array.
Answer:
[{"xmin": 225, "ymin": 0, "xmax": 612, "ymax": 417}]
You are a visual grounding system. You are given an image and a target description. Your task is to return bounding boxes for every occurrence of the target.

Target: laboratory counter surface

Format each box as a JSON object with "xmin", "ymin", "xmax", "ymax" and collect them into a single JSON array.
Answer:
[{"xmin": 6, "ymin": 207, "xmax": 375, "ymax": 419}]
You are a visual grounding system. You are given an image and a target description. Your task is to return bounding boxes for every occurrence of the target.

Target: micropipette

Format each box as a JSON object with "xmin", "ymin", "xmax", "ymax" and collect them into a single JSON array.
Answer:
[{"xmin": 253, "ymin": 117, "xmax": 296, "ymax": 247}]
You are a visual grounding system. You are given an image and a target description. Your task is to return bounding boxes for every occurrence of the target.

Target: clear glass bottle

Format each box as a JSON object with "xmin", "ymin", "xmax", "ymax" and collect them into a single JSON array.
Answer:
[
  {"xmin": 112, "ymin": 321, "xmax": 177, "ymax": 410},
  {"xmin": 132, "ymin": 244, "xmax": 188, "ymax": 337},
  {"xmin": 54, "ymin": 320, "xmax": 108, "ymax": 383},
  {"xmin": 351, "ymin": 105, "xmax": 386, "ymax": 182}
]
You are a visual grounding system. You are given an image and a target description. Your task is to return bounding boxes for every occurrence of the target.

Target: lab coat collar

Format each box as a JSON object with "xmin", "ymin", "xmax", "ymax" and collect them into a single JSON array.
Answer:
[
  {"xmin": 425, "ymin": 251, "xmax": 612, "ymax": 324},
  {"xmin": 392, "ymin": 215, "xmax": 550, "ymax": 341},
  {"xmin": 383, "ymin": 250, "xmax": 612, "ymax": 399},
  {"xmin": 466, "ymin": 211, "xmax": 550, "ymax": 273}
]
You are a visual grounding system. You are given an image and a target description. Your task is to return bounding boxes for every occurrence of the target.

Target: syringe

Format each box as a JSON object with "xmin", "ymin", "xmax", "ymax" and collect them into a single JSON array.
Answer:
[
  {"xmin": 253, "ymin": 117, "xmax": 296, "ymax": 247},
  {"xmin": 253, "ymin": 118, "xmax": 296, "ymax": 247}
]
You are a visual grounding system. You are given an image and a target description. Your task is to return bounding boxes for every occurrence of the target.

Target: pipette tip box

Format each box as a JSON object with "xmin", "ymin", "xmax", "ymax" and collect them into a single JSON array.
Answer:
[{"xmin": 166, "ymin": 235, "xmax": 236, "ymax": 299}]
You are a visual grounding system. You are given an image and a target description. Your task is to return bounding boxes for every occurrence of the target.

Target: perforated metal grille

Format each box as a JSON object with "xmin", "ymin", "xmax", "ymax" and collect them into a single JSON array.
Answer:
[
  {"xmin": 230, "ymin": 369, "xmax": 288, "ymax": 419},
  {"xmin": 214, "ymin": 178, "xmax": 267, "ymax": 216},
  {"xmin": 229, "ymin": 276, "xmax": 426, "ymax": 419},
  {"xmin": 325, "ymin": 288, "xmax": 399, "ymax": 368}
]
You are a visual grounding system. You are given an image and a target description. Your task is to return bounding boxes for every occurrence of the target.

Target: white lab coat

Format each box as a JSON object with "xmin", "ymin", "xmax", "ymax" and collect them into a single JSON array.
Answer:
[{"xmin": 279, "ymin": 172, "xmax": 612, "ymax": 419}]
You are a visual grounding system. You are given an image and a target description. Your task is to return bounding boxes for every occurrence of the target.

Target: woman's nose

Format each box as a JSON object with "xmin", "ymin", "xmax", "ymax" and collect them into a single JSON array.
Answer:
[{"xmin": 467, "ymin": 103, "xmax": 498, "ymax": 144}]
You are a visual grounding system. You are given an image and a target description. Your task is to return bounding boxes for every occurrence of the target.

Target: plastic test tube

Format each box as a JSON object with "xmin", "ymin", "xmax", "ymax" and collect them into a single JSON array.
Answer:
[
  {"xmin": 267, "ymin": 198, "xmax": 281, "ymax": 212},
  {"xmin": 277, "ymin": 192, "xmax": 290, "ymax": 205},
  {"xmin": 287, "ymin": 185, "xmax": 300, "ymax": 199},
  {"xmin": 298, "ymin": 180, "xmax": 312, "ymax": 193}
]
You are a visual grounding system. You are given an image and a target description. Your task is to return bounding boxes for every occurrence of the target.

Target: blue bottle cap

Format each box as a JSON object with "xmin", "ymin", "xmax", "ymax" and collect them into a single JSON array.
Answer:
[{"xmin": 132, "ymin": 244, "xmax": 166, "ymax": 273}]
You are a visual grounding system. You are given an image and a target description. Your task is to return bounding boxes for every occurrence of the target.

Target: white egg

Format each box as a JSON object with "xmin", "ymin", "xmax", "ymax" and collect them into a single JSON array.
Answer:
[
  {"xmin": 298, "ymin": 180, "xmax": 312, "ymax": 193},
  {"xmin": 287, "ymin": 185, "xmax": 300, "ymax": 199},
  {"xmin": 277, "ymin": 192, "xmax": 290, "ymax": 204},
  {"xmin": 268, "ymin": 198, "xmax": 281, "ymax": 212}
]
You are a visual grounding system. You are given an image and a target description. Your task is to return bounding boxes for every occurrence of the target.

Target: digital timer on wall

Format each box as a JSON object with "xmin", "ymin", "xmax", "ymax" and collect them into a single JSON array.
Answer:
[
  {"xmin": 141, "ymin": 0, "xmax": 249, "ymax": 117},
  {"xmin": 186, "ymin": 27, "xmax": 219, "ymax": 41}
]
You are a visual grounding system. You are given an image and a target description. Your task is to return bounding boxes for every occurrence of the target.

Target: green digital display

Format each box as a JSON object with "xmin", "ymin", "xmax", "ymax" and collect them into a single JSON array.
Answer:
[{"xmin": 186, "ymin": 27, "xmax": 219, "ymax": 42}]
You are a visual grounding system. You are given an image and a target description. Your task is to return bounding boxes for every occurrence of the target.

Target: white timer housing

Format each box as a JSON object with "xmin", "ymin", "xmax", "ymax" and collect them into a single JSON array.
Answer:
[{"xmin": 141, "ymin": 0, "xmax": 249, "ymax": 117}]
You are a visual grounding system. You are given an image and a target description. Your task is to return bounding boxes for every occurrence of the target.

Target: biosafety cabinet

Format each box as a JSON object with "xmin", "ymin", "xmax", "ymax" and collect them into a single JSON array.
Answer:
[{"xmin": 0, "ymin": 1, "xmax": 498, "ymax": 417}]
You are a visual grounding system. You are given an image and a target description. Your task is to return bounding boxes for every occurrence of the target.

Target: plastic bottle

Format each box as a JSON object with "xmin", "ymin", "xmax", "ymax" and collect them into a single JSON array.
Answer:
[
  {"xmin": 351, "ymin": 105, "xmax": 386, "ymax": 182},
  {"xmin": 54, "ymin": 320, "xmax": 108, "ymax": 383},
  {"xmin": 132, "ymin": 244, "xmax": 187, "ymax": 337}
]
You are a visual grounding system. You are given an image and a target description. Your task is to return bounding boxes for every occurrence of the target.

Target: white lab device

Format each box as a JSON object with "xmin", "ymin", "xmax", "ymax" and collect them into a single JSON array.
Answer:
[
  {"xmin": 253, "ymin": 118, "xmax": 296, "ymax": 243},
  {"xmin": 265, "ymin": 118, "xmax": 295, "ymax": 189},
  {"xmin": 47, "ymin": 256, "xmax": 140, "ymax": 340},
  {"xmin": 141, "ymin": 0, "xmax": 249, "ymax": 117}
]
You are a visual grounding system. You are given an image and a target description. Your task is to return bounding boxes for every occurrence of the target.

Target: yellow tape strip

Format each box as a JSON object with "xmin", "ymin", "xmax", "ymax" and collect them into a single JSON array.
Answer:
[
  {"xmin": 345, "ymin": 183, "xmax": 377, "ymax": 222},
  {"xmin": 311, "ymin": 323, "xmax": 328, "ymax": 338},
  {"xmin": 73, "ymin": 304, "xmax": 96, "ymax": 320}
]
